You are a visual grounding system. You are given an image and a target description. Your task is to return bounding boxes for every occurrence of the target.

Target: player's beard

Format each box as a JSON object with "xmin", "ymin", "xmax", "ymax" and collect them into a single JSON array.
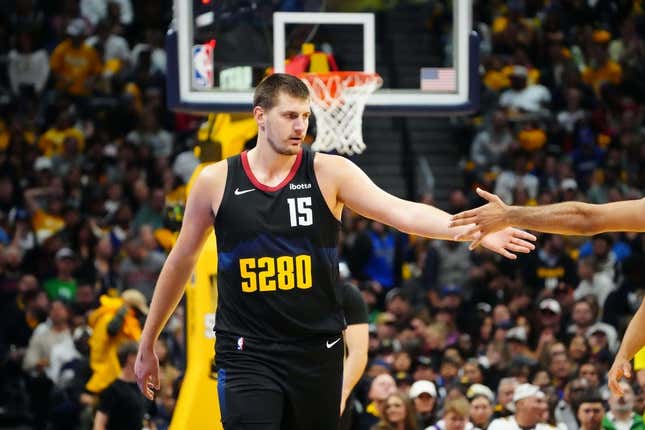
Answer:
[{"xmin": 267, "ymin": 134, "xmax": 299, "ymax": 156}]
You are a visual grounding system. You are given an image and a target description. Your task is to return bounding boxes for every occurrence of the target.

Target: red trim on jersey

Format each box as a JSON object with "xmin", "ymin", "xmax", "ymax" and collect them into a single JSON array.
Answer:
[{"xmin": 241, "ymin": 149, "xmax": 303, "ymax": 192}]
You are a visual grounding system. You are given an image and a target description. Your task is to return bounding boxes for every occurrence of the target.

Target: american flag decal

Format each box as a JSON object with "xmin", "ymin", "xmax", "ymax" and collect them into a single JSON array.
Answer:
[{"xmin": 420, "ymin": 68, "xmax": 456, "ymax": 92}]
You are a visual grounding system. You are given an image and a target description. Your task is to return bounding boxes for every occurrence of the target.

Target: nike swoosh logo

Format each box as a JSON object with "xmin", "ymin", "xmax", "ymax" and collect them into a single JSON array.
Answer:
[
  {"xmin": 234, "ymin": 188, "xmax": 255, "ymax": 196},
  {"xmin": 326, "ymin": 338, "xmax": 342, "ymax": 349}
]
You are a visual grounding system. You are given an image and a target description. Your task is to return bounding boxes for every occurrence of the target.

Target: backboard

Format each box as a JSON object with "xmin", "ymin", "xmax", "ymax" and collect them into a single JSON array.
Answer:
[{"xmin": 167, "ymin": 0, "xmax": 479, "ymax": 116}]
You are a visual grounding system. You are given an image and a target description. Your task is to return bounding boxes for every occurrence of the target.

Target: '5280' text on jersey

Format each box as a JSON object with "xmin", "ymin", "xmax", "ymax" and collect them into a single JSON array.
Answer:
[{"xmin": 213, "ymin": 148, "xmax": 344, "ymax": 340}]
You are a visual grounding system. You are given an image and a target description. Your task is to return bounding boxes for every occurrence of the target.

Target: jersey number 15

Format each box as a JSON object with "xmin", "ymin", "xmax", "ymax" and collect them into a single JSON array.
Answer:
[{"xmin": 287, "ymin": 197, "xmax": 313, "ymax": 227}]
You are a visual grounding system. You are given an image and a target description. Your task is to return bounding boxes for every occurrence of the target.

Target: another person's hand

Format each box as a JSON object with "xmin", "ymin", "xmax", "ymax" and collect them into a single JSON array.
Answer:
[
  {"xmin": 451, "ymin": 188, "xmax": 511, "ymax": 245},
  {"xmin": 608, "ymin": 356, "xmax": 632, "ymax": 396},
  {"xmin": 135, "ymin": 344, "xmax": 160, "ymax": 400},
  {"xmin": 478, "ymin": 227, "xmax": 536, "ymax": 260}
]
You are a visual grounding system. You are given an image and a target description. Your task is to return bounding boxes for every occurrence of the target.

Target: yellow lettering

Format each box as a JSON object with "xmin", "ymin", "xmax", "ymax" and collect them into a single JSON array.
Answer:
[
  {"xmin": 240, "ymin": 258, "xmax": 257, "ymax": 292},
  {"xmin": 239, "ymin": 255, "xmax": 313, "ymax": 293},
  {"xmin": 296, "ymin": 255, "xmax": 312, "ymax": 289},
  {"xmin": 277, "ymin": 256, "xmax": 295, "ymax": 290},
  {"xmin": 258, "ymin": 257, "xmax": 276, "ymax": 291}
]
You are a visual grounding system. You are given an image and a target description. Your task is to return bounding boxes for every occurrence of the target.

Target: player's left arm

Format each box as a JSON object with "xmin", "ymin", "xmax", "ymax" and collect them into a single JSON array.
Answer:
[
  {"xmin": 317, "ymin": 154, "xmax": 535, "ymax": 258},
  {"xmin": 341, "ymin": 323, "xmax": 368, "ymax": 414}
]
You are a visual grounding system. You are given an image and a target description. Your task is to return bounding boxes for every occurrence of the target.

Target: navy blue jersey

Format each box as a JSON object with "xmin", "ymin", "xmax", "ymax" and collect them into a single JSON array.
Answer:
[{"xmin": 214, "ymin": 147, "xmax": 344, "ymax": 340}]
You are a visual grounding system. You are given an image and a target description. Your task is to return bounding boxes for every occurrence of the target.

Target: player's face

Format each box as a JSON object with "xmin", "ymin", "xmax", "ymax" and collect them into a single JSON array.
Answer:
[{"xmin": 264, "ymin": 92, "xmax": 310, "ymax": 156}]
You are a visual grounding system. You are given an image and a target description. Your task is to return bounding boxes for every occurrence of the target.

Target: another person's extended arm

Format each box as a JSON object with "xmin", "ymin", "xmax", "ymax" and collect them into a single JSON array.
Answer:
[
  {"xmin": 608, "ymin": 299, "xmax": 645, "ymax": 396},
  {"xmin": 134, "ymin": 163, "xmax": 226, "ymax": 400},
  {"xmin": 451, "ymin": 188, "xmax": 645, "ymax": 240}
]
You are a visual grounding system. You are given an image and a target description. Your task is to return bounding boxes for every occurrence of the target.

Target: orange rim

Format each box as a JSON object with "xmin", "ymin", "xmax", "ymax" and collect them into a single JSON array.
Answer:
[{"xmin": 299, "ymin": 72, "xmax": 382, "ymax": 99}]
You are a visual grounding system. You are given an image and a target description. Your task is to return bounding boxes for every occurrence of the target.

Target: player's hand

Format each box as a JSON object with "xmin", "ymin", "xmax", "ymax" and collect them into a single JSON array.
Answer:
[
  {"xmin": 340, "ymin": 395, "xmax": 347, "ymax": 415},
  {"xmin": 135, "ymin": 343, "xmax": 160, "ymax": 400},
  {"xmin": 478, "ymin": 227, "xmax": 536, "ymax": 260},
  {"xmin": 451, "ymin": 188, "xmax": 510, "ymax": 241},
  {"xmin": 608, "ymin": 356, "xmax": 632, "ymax": 396}
]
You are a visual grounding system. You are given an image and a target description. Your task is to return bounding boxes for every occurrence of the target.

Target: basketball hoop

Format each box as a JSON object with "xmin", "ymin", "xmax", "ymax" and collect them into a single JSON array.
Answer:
[{"xmin": 300, "ymin": 72, "xmax": 382, "ymax": 156}]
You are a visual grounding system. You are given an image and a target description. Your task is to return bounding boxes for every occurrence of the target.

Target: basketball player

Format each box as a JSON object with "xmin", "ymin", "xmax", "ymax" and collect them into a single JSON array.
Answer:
[
  {"xmin": 449, "ymin": 187, "xmax": 645, "ymax": 397},
  {"xmin": 134, "ymin": 74, "xmax": 536, "ymax": 429}
]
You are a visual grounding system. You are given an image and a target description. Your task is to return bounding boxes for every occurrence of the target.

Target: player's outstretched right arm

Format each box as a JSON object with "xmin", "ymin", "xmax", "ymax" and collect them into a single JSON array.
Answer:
[
  {"xmin": 135, "ymin": 161, "xmax": 227, "ymax": 400},
  {"xmin": 319, "ymin": 155, "xmax": 535, "ymax": 259}
]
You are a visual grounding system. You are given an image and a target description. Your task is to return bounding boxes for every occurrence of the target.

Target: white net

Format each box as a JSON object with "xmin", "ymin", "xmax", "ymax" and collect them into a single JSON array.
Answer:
[{"xmin": 301, "ymin": 73, "xmax": 382, "ymax": 156}]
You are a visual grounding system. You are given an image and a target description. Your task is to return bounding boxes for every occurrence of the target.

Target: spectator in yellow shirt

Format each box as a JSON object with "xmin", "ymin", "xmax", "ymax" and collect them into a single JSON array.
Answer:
[
  {"xmin": 582, "ymin": 33, "xmax": 622, "ymax": 95},
  {"xmin": 50, "ymin": 18, "xmax": 102, "ymax": 97},
  {"xmin": 25, "ymin": 181, "xmax": 66, "ymax": 243},
  {"xmin": 38, "ymin": 109, "xmax": 85, "ymax": 157},
  {"xmin": 86, "ymin": 290, "xmax": 147, "ymax": 394}
]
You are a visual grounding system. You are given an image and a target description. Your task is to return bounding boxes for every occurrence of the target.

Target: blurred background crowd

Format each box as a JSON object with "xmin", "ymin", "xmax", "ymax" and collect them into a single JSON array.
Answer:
[{"xmin": 0, "ymin": 0, "xmax": 644, "ymax": 429}]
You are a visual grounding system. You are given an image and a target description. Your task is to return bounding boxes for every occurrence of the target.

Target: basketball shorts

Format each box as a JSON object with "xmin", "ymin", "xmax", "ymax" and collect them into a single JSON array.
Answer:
[{"xmin": 214, "ymin": 333, "xmax": 344, "ymax": 430}]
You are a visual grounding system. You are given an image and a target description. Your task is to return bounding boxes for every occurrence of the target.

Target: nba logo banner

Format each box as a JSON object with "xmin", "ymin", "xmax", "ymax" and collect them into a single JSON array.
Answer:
[
  {"xmin": 193, "ymin": 44, "xmax": 214, "ymax": 89},
  {"xmin": 420, "ymin": 67, "xmax": 456, "ymax": 92}
]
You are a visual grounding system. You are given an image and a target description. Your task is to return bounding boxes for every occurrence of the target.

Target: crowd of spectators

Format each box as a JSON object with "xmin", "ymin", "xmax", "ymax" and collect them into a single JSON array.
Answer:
[
  {"xmin": 342, "ymin": 0, "xmax": 645, "ymax": 430},
  {"xmin": 0, "ymin": 0, "xmax": 645, "ymax": 430},
  {"xmin": 341, "ymin": 0, "xmax": 645, "ymax": 430},
  {"xmin": 0, "ymin": 0, "xmax": 188, "ymax": 429}
]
